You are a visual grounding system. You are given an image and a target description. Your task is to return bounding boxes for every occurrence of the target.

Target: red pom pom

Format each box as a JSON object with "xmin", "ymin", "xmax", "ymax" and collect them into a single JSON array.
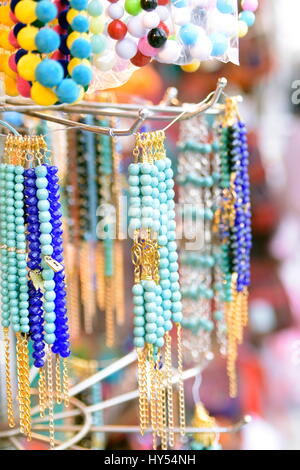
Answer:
[
  {"xmin": 8, "ymin": 54, "xmax": 17, "ymax": 73},
  {"xmin": 51, "ymin": 50, "xmax": 65, "ymax": 60},
  {"xmin": 8, "ymin": 30, "xmax": 19, "ymax": 48},
  {"xmin": 9, "ymin": 11, "xmax": 18, "ymax": 23},
  {"xmin": 16, "ymin": 76, "xmax": 31, "ymax": 98},
  {"xmin": 158, "ymin": 0, "xmax": 169, "ymax": 4},
  {"xmin": 130, "ymin": 50, "xmax": 151, "ymax": 67},
  {"xmin": 159, "ymin": 21, "xmax": 169, "ymax": 36},
  {"xmin": 53, "ymin": 24, "xmax": 65, "ymax": 35},
  {"xmin": 107, "ymin": 20, "xmax": 127, "ymax": 40},
  {"xmin": 108, "ymin": 0, "xmax": 119, "ymax": 3}
]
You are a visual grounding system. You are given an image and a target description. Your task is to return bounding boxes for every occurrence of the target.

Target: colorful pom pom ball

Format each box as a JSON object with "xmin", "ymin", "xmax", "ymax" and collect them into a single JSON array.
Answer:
[
  {"xmin": 36, "ymin": 1, "xmax": 58, "ymax": 23},
  {"xmin": 35, "ymin": 28, "xmax": 60, "ymax": 53},
  {"xmin": 17, "ymin": 25, "xmax": 38, "ymax": 51},
  {"xmin": 35, "ymin": 59, "xmax": 64, "ymax": 87},
  {"xmin": 70, "ymin": 0, "xmax": 88, "ymax": 11},
  {"xmin": 90, "ymin": 34, "xmax": 107, "ymax": 54},
  {"xmin": 17, "ymin": 52, "xmax": 42, "ymax": 81},
  {"xmin": 72, "ymin": 15, "xmax": 89, "ymax": 32},
  {"xmin": 15, "ymin": 0, "xmax": 37, "ymax": 24},
  {"xmin": 87, "ymin": 0, "xmax": 103, "ymax": 16},
  {"xmin": 31, "ymin": 81, "xmax": 58, "ymax": 105},
  {"xmin": 56, "ymin": 78, "xmax": 80, "ymax": 103},
  {"xmin": 70, "ymin": 38, "xmax": 91, "ymax": 58},
  {"xmin": 71, "ymin": 64, "xmax": 92, "ymax": 86}
]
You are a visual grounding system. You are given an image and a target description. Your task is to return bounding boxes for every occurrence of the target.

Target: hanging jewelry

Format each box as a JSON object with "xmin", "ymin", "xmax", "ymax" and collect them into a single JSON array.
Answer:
[{"xmin": 129, "ymin": 130, "xmax": 185, "ymax": 450}]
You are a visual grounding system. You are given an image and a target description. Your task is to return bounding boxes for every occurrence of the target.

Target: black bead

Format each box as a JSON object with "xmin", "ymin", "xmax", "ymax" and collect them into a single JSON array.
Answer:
[
  {"xmin": 147, "ymin": 28, "xmax": 167, "ymax": 49},
  {"xmin": 141, "ymin": 0, "xmax": 158, "ymax": 11}
]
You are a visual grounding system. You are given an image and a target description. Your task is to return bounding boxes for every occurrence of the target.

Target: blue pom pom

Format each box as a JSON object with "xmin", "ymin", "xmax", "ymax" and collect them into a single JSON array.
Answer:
[
  {"xmin": 170, "ymin": 0, "xmax": 187, "ymax": 7},
  {"xmin": 210, "ymin": 33, "xmax": 228, "ymax": 56},
  {"xmin": 72, "ymin": 64, "xmax": 92, "ymax": 87},
  {"xmin": 56, "ymin": 79, "xmax": 80, "ymax": 104},
  {"xmin": 72, "ymin": 15, "xmax": 89, "ymax": 32},
  {"xmin": 239, "ymin": 11, "xmax": 256, "ymax": 27},
  {"xmin": 179, "ymin": 24, "xmax": 199, "ymax": 46},
  {"xmin": 36, "ymin": 1, "xmax": 58, "ymax": 23},
  {"xmin": 70, "ymin": 0, "xmax": 88, "ymax": 11},
  {"xmin": 35, "ymin": 59, "xmax": 64, "ymax": 87},
  {"xmin": 35, "ymin": 28, "xmax": 60, "ymax": 53},
  {"xmin": 217, "ymin": 0, "xmax": 234, "ymax": 14},
  {"xmin": 70, "ymin": 38, "xmax": 91, "ymax": 59}
]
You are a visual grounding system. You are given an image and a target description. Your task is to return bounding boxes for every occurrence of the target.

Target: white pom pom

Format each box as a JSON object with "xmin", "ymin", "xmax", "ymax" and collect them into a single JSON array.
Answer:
[
  {"xmin": 143, "ymin": 11, "xmax": 160, "ymax": 29},
  {"xmin": 157, "ymin": 40, "xmax": 182, "ymax": 63},
  {"xmin": 173, "ymin": 7, "xmax": 191, "ymax": 26},
  {"xmin": 156, "ymin": 6, "xmax": 169, "ymax": 21},
  {"xmin": 190, "ymin": 35, "xmax": 213, "ymax": 60},
  {"xmin": 115, "ymin": 38, "xmax": 138, "ymax": 60},
  {"xmin": 107, "ymin": 4, "xmax": 124, "ymax": 20},
  {"xmin": 95, "ymin": 51, "xmax": 117, "ymax": 71},
  {"xmin": 127, "ymin": 15, "xmax": 148, "ymax": 38}
]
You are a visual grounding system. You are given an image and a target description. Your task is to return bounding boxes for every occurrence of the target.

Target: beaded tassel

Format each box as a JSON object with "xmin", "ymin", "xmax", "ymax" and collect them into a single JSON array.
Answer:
[
  {"xmin": 220, "ymin": 98, "xmax": 252, "ymax": 397},
  {"xmin": 129, "ymin": 131, "xmax": 184, "ymax": 449}
]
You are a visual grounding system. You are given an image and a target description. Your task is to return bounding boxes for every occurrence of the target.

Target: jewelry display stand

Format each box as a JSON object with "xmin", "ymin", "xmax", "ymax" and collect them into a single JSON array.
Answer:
[{"xmin": 0, "ymin": 77, "xmax": 251, "ymax": 450}]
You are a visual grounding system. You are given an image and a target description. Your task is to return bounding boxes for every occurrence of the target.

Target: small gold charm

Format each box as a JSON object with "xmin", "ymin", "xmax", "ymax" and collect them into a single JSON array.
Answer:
[{"xmin": 29, "ymin": 269, "xmax": 45, "ymax": 292}]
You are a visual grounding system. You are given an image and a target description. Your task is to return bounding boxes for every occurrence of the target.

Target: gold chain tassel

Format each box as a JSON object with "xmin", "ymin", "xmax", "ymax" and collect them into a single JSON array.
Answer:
[
  {"xmin": 3, "ymin": 328, "xmax": 15, "ymax": 428},
  {"xmin": 63, "ymin": 358, "xmax": 70, "ymax": 408},
  {"xmin": 16, "ymin": 333, "xmax": 25, "ymax": 435},
  {"xmin": 21, "ymin": 335, "xmax": 31, "ymax": 440},
  {"xmin": 137, "ymin": 348, "xmax": 148, "ymax": 435},
  {"xmin": 47, "ymin": 348, "xmax": 55, "ymax": 450},
  {"xmin": 165, "ymin": 332, "xmax": 174, "ymax": 447},
  {"xmin": 55, "ymin": 355, "xmax": 62, "ymax": 405},
  {"xmin": 38, "ymin": 367, "xmax": 48, "ymax": 418},
  {"xmin": 177, "ymin": 324, "xmax": 186, "ymax": 437},
  {"xmin": 149, "ymin": 350, "xmax": 158, "ymax": 450}
]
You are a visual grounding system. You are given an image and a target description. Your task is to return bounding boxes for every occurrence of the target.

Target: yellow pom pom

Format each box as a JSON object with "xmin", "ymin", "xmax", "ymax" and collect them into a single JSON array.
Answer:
[
  {"xmin": 17, "ymin": 25, "xmax": 38, "ymax": 51},
  {"xmin": 181, "ymin": 61, "xmax": 201, "ymax": 73},
  {"xmin": 238, "ymin": 20, "xmax": 248, "ymax": 38},
  {"xmin": 67, "ymin": 57, "xmax": 90, "ymax": 74},
  {"xmin": 72, "ymin": 85, "xmax": 85, "ymax": 104},
  {"xmin": 0, "ymin": 53, "xmax": 8, "ymax": 72},
  {"xmin": 17, "ymin": 53, "xmax": 42, "ymax": 81},
  {"xmin": 3, "ymin": 56, "xmax": 16, "ymax": 79},
  {"xmin": 0, "ymin": 4, "xmax": 15, "ymax": 27},
  {"xmin": 31, "ymin": 82, "xmax": 58, "ymax": 106},
  {"xmin": 0, "ymin": 30, "xmax": 14, "ymax": 51},
  {"xmin": 66, "ymin": 8, "xmax": 87, "ymax": 24},
  {"xmin": 89, "ymin": 17, "xmax": 104, "ymax": 35},
  {"xmin": 15, "ymin": 0, "xmax": 37, "ymax": 24},
  {"xmin": 4, "ymin": 76, "xmax": 18, "ymax": 97},
  {"xmin": 66, "ymin": 31, "xmax": 81, "ymax": 49}
]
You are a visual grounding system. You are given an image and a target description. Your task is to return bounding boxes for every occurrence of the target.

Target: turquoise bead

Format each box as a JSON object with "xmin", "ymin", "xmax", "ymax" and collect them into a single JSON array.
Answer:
[
  {"xmin": 132, "ymin": 284, "xmax": 143, "ymax": 296},
  {"xmin": 44, "ymin": 323, "xmax": 56, "ymax": 334},
  {"xmin": 158, "ymin": 235, "xmax": 167, "ymax": 246},
  {"xmin": 141, "ymin": 185, "xmax": 152, "ymax": 196},
  {"xmin": 36, "ymin": 177, "xmax": 48, "ymax": 188},
  {"xmin": 141, "ymin": 207, "xmax": 153, "ymax": 218},
  {"xmin": 21, "ymin": 325, "xmax": 30, "ymax": 333},
  {"xmin": 133, "ymin": 296, "xmax": 144, "ymax": 306},
  {"xmin": 160, "ymin": 279, "xmax": 170, "ymax": 290},
  {"xmin": 44, "ymin": 333, "xmax": 56, "ymax": 344},
  {"xmin": 141, "ymin": 196, "xmax": 153, "ymax": 207},
  {"xmin": 133, "ymin": 306, "xmax": 144, "ymax": 316},
  {"xmin": 133, "ymin": 337, "xmax": 145, "ymax": 348},
  {"xmin": 2, "ymin": 319, "xmax": 10, "ymax": 327},
  {"xmin": 129, "ymin": 197, "xmax": 140, "ymax": 207},
  {"xmin": 151, "ymin": 176, "xmax": 158, "ymax": 187},
  {"xmin": 129, "ymin": 218, "xmax": 141, "ymax": 230},
  {"xmin": 156, "ymin": 326, "xmax": 164, "ymax": 338},
  {"xmin": 133, "ymin": 327, "xmax": 145, "ymax": 337},
  {"xmin": 44, "ymin": 280, "xmax": 55, "ymax": 291},
  {"xmin": 144, "ymin": 291, "xmax": 156, "ymax": 302},
  {"xmin": 129, "ymin": 186, "xmax": 140, "ymax": 197},
  {"xmin": 44, "ymin": 301, "xmax": 55, "ymax": 312},
  {"xmin": 40, "ymin": 222, "xmax": 52, "ymax": 233},
  {"xmin": 35, "ymin": 166, "xmax": 47, "ymax": 177},
  {"xmin": 38, "ymin": 200, "xmax": 50, "ymax": 211},
  {"xmin": 159, "ymin": 269, "xmax": 169, "ymax": 280},
  {"xmin": 133, "ymin": 317, "xmax": 144, "ymax": 327},
  {"xmin": 159, "ymin": 247, "xmax": 168, "ymax": 258},
  {"xmin": 157, "ymin": 316, "xmax": 164, "ymax": 327},
  {"xmin": 172, "ymin": 312, "xmax": 183, "ymax": 323},
  {"xmin": 164, "ymin": 320, "xmax": 172, "ymax": 331},
  {"xmin": 145, "ymin": 302, "xmax": 156, "ymax": 312},
  {"xmin": 45, "ymin": 312, "xmax": 56, "ymax": 322},
  {"xmin": 156, "ymin": 337, "xmax": 164, "ymax": 348},
  {"xmin": 172, "ymin": 291, "xmax": 181, "ymax": 302},
  {"xmin": 141, "ymin": 217, "xmax": 153, "ymax": 229},
  {"xmin": 155, "ymin": 160, "xmax": 165, "ymax": 171},
  {"xmin": 172, "ymin": 301, "xmax": 182, "ymax": 313},
  {"xmin": 145, "ymin": 312, "xmax": 156, "ymax": 323},
  {"xmin": 40, "ymin": 234, "xmax": 52, "ymax": 245},
  {"xmin": 170, "ymin": 272, "xmax": 179, "ymax": 282},
  {"xmin": 162, "ymin": 289, "xmax": 171, "ymax": 300},
  {"xmin": 128, "ymin": 163, "xmax": 139, "ymax": 175},
  {"xmin": 159, "ymin": 258, "xmax": 169, "ymax": 269},
  {"xmin": 145, "ymin": 333, "xmax": 157, "ymax": 344},
  {"xmin": 140, "ymin": 174, "xmax": 151, "ymax": 185},
  {"xmin": 163, "ymin": 299, "xmax": 172, "ymax": 310},
  {"xmin": 128, "ymin": 207, "xmax": 141, "ymax": 218},
  {"xmin": 39, "ymin": 211, "xmax": 51, "ymax": 222},
  {"xmin": 142, "ymin": 280, "xmax": 156, "ymax": 292},
  {"xmin": 128, "ymin": 175, "xmax": 139, "ymax": 186},
  {"xmin": 42, "ymin": 268, "xmax": 54, "ymax": 280},
  {"xmin": 37, "ymin": 188, "xmax": 49, "ymax": 200},
  {"xmin": 141, "ymin": 163, "xmax": 152, "ymax": 174},
  {"xmin": 12, "ymin": 324, "xmax": 20, "ymax": 332},
  {"xmin": 41, "ymin": 244, "xmax": 54, "ymax": 255}
]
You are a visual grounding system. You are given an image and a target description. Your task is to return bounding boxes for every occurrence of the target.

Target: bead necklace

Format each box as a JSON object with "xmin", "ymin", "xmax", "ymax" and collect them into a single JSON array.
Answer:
[
  {"xmin": 129, "ymin": 130, "xmax": 185, "ymax": 450},
  {"xmin": 0, "ymin": 133, "xmax": 70, "ymax": 448},
  {"xmin": 177, "ymin": 114, "xmax": 227, "ymax": 366},
  {"xmin": 218, "ymin": 97, "xmax": 252, "ymax": 397}
]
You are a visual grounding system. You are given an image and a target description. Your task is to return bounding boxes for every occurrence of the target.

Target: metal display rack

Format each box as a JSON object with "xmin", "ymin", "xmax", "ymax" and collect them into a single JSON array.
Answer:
[{"xmin": 0, "ymin": 77, "xmax": 251, "ymax": 450}]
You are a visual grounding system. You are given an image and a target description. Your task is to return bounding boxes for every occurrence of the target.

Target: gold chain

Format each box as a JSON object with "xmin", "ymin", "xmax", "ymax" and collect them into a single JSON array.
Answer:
[
  {"xmin": 177, "ymin": 324, "xmax": 186, "ymax": 437},
  {"xmin": 3, "ymin": 328, "xmax": 15, "ymax": 428},
  {"xmin": 21, "ymin": 335, "xmax": 31, "ymax": 440},
  {"xmin": 62, "ymin": 358, "xmax": 70, "ymax": 408},
  {"xmin": 165, "ymin": 333, "xmax": 174, "ymax": 447},
  {"xmin": 47, "ymin": 348, "xmax": 55, "ymax": 449},
  {"xmin": 149, "ymin": 350, "xmax": 158, "ymax": 450},
  {"xmin": 137, "ymin": 348, "xmax": 148, "ymax": 435},
  {"xmin": 38, "ymin": 367, "xmax": 48, "ymax": 418},
  {"xmin": 55, "ymin": 355, "xmax": 62, "ymax": 405}
]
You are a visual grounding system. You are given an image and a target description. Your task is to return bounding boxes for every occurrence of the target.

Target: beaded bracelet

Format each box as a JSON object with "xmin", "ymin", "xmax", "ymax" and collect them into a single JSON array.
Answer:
[
  {"xmin": 129, "ymin": 130, "xmax": 185, "ymax": 450},
  {"xmin": 0, "ymin": 133, "xmax": 70, "ymax": 448},
  {"xmin": 218, "ymin": 97, "xmax": 252, "ymax": 398}
]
